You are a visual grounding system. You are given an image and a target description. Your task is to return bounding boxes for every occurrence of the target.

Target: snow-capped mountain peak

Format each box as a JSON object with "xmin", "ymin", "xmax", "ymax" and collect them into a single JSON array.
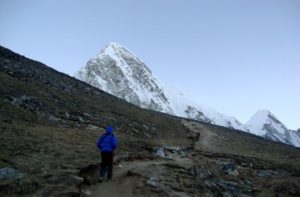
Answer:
[
  {"xmin": 247, "ymin": 110, "xmax": 286, "ymax": 136},
  {"xmin": 99, "ymin": 42, "xmax": 150, "ymax": 73},
  {"xmin": 246, "ymin": 110, "xmax": 300, "ymax": 147},
  {"xmin": 76, "ymin": 42, "xmax": 171, "ymax": 113},
  {"xmin": 75, "ymin": 42, "xmax": 247, "ymax": 131},
  {"xmin": 75, "ymin": 42, "xmax": 299, "ymax": 147},
  {"xmin": 246, "ymin": 110, "xmax": 287, "ymax": 136}
]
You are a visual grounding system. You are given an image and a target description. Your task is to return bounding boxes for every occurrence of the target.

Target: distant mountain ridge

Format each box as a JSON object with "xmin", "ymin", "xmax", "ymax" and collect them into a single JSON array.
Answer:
[
  {"xmin": 75, "ymin": 42, "xmax": 300, "ymax": 147},
  {"xmin": 247, "ymin": 110, "xmax": 300, "ymax": 147}
]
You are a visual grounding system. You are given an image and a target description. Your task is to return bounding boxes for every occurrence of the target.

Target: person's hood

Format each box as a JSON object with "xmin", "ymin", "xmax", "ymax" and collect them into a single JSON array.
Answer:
[{"xmin": 106, "ymin": 125, "xmax": 114, "ymax": 134}]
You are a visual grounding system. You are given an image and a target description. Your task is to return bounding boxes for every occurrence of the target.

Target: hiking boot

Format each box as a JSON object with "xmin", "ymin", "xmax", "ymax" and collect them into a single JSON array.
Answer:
[{"xmin": 98, "ymin": 177, "xmax": 103, "ymax": 183}]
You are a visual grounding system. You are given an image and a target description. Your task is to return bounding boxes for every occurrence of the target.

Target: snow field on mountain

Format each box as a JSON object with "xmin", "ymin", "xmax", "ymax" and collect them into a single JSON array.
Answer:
[{"xmin": 75, "ymin": 42, "xmax": 300, "ymax": 147}]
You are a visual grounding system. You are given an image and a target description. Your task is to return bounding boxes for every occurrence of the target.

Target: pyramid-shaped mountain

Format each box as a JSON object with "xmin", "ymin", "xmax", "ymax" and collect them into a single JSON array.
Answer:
[{"xmin": 75, "ymin": 42, "xmax": 247, "ymax": 131}]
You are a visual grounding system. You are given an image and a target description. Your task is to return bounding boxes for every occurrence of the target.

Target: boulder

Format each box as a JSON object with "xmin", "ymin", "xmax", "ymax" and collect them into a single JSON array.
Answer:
[
  {"xmin": 0, "ymin": 167, "xmax": 23, "ymax": 180},
  {"xmin": 153, "ymin": 147, "xmax": 165, "ymax": 157},
  {"xmin": 190, "ymin": 165, "xmax": 212, "ymax": 179}
]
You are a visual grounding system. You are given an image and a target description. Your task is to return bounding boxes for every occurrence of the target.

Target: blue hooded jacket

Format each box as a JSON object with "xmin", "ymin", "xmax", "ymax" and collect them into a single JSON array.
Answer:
[{"xmin": 97, "ymin": 126, "xmax": 117, "ymax": 152}]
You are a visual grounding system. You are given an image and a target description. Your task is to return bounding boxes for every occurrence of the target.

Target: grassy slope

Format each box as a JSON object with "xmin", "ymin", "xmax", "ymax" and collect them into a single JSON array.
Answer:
[
  {"xmin": 0, "ymin": 46, "xmax": 190, "ymax": 195},
  {"xmin": 200, "ymin": 122, "xmax": 300, "ymax": 167}
]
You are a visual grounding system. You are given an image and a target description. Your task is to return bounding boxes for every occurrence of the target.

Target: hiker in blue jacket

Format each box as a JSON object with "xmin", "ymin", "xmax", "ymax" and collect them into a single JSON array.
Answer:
[{"xmin": 97, "ymin": 125, "xmax": 118, "ymax": 182}]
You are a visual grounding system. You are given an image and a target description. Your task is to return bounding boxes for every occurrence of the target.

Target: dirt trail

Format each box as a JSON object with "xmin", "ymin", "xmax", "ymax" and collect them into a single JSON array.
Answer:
[
  {"xmin": 181, "ymin": 120, "xmax": 217, "ymax": 152},
  {"xmin": 84, "ymin": 156, "xmax": 193, "ymax": 196},
  {"xmin": 81, "ymin": 120, "xmax": 217, "ymax": 196},
  {"xmin": 83, "ymin": 160, "xmax": 155, "ymax": 197}
]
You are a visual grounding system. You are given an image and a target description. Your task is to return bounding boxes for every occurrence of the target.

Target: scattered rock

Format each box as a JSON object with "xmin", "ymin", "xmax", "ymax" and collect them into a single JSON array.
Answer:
[
  {"xmin": 83, "ymin": 112, "xmax": 91, "ymax": 117},
  {"xmin": 143, "ymin": 130, "xmax": 151, "ymax": 138},
  {"xmin": 78, "ymin": 164, "xmax": 99, "ymax": 185},
  {"xmin": 7, "ymin": 95, "xmax": 42, "ymax": 112},
  {"xmin": 65, "ymin": 112, "xmax": 70, "ymax": 119},
  {"xmin": 132, "ymin": 128, "xmax": 140, "ymax": 135},
  {"xmin": 142, "ymin": 124, "xmax": 149, "ymax": 131},
  {"xmin": 190, "ymin": 165, "xmax": 212, "ymax": 179},
  {"xmin": 78, "ymin": 116, "xmax": 85, "ymax": 123},
  {"xmin": 239, "ymin": 180, "xmax": 256, "ymax": 193},
  {"xmin": 221, "ymin": 163, "xmax": 239, "ymax": 176},
  {"xmin": 81, "ymin": 189, "xmax": 92, "ymax": 196},
  {"xmin": 153, "ymin": 147, "xmax": 165, "ymax": 157},
  {"xmin": 86, "ymin": 124, "xmax": 100, "ymax": 130},
  {"xmin": 0, "ymin": 176, "xmax": 39, "ymax": 195},
  {"xmin": 205, "ymin": 178, "xmax": 239, "ymax": 195},
  {"xmin": 228, "ymin": 169, "xmax": 239, "ymax": 176},
  {"xmin": 254, "ymin": 169, "xmax": 290, "ymax": 178},
  {"xmin": 48, "ymin": 115, "xmax": 59, "ymax": 122},
  {"xmin": 147, "ymin": 176, "xmax": 160, "ymax": 188},
  {"xmin": 162, "ymin": 145, "xmax": 190, "ymax": 158},
  {"xmin": 0, "ymin": 167, "xmax": 23, "ymax": 180},
  {"xmin": 205, "ymin": 178, "xmax": 257, "ymax": 196}
]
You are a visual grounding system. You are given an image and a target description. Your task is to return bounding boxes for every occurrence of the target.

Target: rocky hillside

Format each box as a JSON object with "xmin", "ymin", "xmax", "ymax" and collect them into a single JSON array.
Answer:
[{"xmin": 0, "ymin": 46, "xmax": 300, "ymax": 196}]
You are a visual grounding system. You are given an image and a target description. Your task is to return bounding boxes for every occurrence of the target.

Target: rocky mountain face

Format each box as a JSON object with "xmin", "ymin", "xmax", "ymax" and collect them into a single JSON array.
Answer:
[
  {"xmin": 247, "ymin": 110, "xmax": 300, "ymax": 147},
  {"xmin": 76, "ymin": 42, "xmax": 172, "ymax": 113},
  {"xmin": 1, "ymin": 45, "xmax": 300, "ymax": 196},
  {"xmin": 75, "ymin": 42, "xmax": 246, "ymax": 131},
  {"xmin": 75, "ymin": 42, "xmax": 299, "ymax": 147}
]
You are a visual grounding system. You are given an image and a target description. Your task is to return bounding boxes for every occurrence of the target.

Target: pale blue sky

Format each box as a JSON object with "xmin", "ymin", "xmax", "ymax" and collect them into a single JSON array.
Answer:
[{"xmin": 1, "ymin": 0, "xmax": 299, "ymax": 129}]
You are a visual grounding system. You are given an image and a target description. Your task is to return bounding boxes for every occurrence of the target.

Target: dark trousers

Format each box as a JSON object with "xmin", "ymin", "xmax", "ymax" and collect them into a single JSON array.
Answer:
[{"xmin": 100, "ymin": 152, "xmax": 114, "ymax": 179}]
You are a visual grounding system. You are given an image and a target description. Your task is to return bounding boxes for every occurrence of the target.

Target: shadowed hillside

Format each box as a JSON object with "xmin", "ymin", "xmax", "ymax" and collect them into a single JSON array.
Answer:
[{"xmin": 0, "ymin": 46, "xmax": 299, "ymax": 196}]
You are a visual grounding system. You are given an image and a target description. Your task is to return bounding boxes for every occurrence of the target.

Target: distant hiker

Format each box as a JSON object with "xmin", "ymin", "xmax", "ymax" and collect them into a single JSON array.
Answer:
[
  {"xmin": 196, "ymin": 132, "xmax": 201, "ymax": 141},
  {"xmin": 192, "ymin": 132, "xmax": 201, "ymax": 144},
  {"xmin": 97, "ymin": 125, "xmax": 118, "ymax": 182}
]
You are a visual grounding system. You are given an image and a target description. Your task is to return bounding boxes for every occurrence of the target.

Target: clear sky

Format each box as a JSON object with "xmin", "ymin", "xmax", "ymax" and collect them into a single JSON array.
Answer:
[{"xmin": 1, "ymin": 0, "xmax": 299, "ymax": 129}]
